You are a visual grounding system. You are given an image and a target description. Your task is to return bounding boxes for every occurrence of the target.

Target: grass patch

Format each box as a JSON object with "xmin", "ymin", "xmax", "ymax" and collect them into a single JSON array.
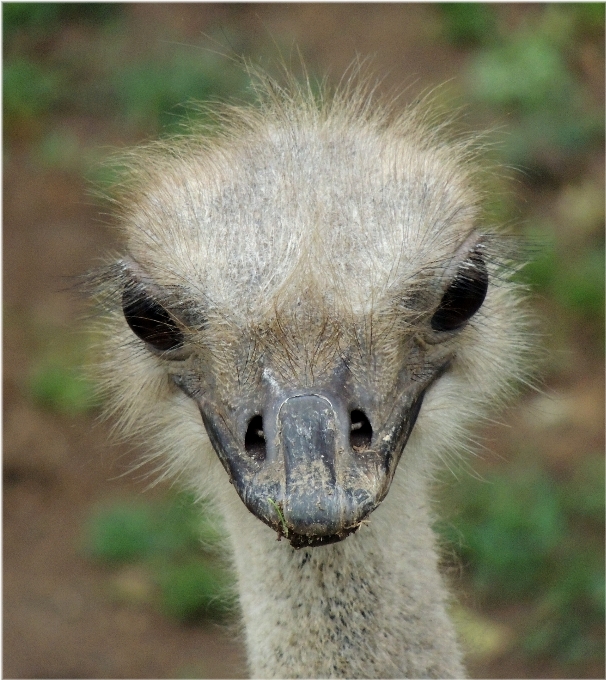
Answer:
[
  {"xmin": 29, "ymin": 361, "xmax": 96, "ymax": 416},
  {"xmin": 111, "ymin": 49, "xmax": 251, "ymax": 135},
  {"xmin": 3, "ymin": 57, "xmax": 63, "ymax": 128},
  {"xmin": 27, "ymin": 324, "xmax": 99, "ymax": 416},
  {"xmin": 521, "ymin": 227, "xmax": 604, "ymax": 328},
  {"xmin": 437, "ymin": 3, "xmax": 498, "ymax": 47},
  {"xmin": 157, "ymin": 558, "xmax": 234, "ymax": 621},
  {"xmin": 83, "ymin": 493, "xmax": 234, "ymax": 622},
  {"xmin": 438, "ymin": 455, "xmax": 605, "ymax": 666},
  {"xmin": 3, "ymin": 3, "xmax": 121, "ymax": 40},
  {"xmin": 461, "ymin": 5, "xmax": 604, "ymax": 175}
]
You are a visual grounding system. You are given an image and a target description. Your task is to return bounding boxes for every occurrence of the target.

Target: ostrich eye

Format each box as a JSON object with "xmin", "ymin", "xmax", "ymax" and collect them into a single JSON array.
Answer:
[
  {"xmin": 431, "ymin": 252, "xmax": 488, "ymax": 332},
  {"xmin": 122, "ymin": 288, "xmax": 184, "ymax": 352}
]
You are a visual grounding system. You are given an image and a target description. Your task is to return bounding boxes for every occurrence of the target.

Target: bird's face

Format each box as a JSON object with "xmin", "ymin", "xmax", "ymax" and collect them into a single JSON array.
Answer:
[
  {"xmin": 119, "ymin": 230, "xmax": 489, "ymax": 548},
  {"xmin": 105, "ymin": 119, "xmax": 519, "ymax": 548}
]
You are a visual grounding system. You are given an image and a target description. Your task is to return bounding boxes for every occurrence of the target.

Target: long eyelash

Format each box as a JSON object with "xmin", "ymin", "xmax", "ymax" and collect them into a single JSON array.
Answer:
[
  {"xmin": 122, "ymin": 287, "xmax": 185, "ymax": 351},
  {"xmin": 430, "ymin": 253, "xmax": 488, "ymax": 332}
]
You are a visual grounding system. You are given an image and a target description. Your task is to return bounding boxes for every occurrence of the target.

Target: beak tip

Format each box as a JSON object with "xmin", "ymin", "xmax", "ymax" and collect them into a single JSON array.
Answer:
[{"xmin": 287, "ymin": 523, "xmax": 361, "ymax": 549}]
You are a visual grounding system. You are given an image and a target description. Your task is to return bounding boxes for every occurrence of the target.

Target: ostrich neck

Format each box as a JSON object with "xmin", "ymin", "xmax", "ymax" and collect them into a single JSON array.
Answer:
[{"xmin": 221, "ymin": 473, "xmax": 465, "ymax": 679}]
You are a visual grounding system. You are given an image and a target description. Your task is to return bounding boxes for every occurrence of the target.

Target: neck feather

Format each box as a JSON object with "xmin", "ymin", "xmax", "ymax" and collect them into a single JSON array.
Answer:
[{"xmin": 220, "ymin": 469, "xmax": 465, "ymax": 678}]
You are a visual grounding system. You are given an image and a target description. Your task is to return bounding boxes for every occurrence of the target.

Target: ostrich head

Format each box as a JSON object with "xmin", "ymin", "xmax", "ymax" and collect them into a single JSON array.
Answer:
[{"xmin": 91, "ymin": 77, "xmax": 527, "ymax": 549}]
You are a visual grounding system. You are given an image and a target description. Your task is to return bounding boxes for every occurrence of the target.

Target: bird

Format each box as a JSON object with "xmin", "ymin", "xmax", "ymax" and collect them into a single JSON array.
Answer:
[{"xmin": 88, "ymin": 69, "xmax": 530, "ymax": 679}]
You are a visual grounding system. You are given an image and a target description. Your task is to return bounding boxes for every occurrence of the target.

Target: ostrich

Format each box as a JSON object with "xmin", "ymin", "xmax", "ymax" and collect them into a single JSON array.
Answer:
[{"xmin": 89, "ymin": 72, "xmax": 529, "ymax": 679}]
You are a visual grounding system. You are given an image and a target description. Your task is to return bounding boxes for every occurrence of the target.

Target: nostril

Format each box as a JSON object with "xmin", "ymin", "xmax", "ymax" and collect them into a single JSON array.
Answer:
[
  {"xmin": 245, "ymin": 415, "xmax": 266, "ymax": 461},
  {"xmin": 350, "ymin": 409, "xmax": 372, "ymax": 451}
]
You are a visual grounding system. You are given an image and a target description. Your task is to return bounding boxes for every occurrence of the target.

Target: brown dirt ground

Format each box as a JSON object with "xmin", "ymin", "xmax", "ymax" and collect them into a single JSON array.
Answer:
[{"xmin": 4, "ymin": 4, "xmax": 604, "ymax": 679}]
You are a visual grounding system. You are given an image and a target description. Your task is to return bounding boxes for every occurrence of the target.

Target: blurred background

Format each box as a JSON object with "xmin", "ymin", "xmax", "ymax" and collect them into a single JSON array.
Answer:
[{"xmin": 3, "ymin": 3, "xmax": 604, "ymax": 678}]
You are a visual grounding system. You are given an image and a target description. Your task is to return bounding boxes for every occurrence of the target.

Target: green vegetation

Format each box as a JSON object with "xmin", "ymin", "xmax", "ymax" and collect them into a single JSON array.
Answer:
[
  {"xmin": 3, "ymin": 2, "xmax": 251, "ymax": 147},
  {"xmin": 439, "ymin": 454, "xmax": 605, "ymax": 666},
  {"xmin": 3, "ymin": 2, "xmax": 121, "ymax": 39},
  {"xmin": 3, "ymin": 57, "xmax": 63, "ymax": 128},
  {"xmin": 267, "ymin": 497, "xmax": 289, "ymax": 537},
  {"xmin": 438, "ymin": 4, "xmax": 498, "ymax": 46},
  {"xmin": 157, "ymin": 558, "xmax": 233, "ymax": 621},
  {"xmin": 467, "ymin": 6, "xmax": 603, "ymax": 174},
  {"xmin": 27, "ymin": 325, "xmax": 98, "ymax": 416},
  {"xmin": 29, "ymin": 361, "xmax": 95, "ymax": 415},
  {"xmin": 523, "ymin": 227, "xmax": 605, "ymax": 327},
  {"xmin": 83, "ymin": 493, "xmax": 235, "ymax": 621},
  {"xmin": 111, "ymin": 51, "xmax": 250, "ymax": 134}
]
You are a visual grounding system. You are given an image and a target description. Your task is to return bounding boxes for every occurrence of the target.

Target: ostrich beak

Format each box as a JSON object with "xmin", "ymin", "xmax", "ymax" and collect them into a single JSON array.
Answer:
[
  {"xmin": 277, "ymin": 394, "xmax": 365, "ymax": 544},
  {"xmin": 196, "ymin": 385, "xmax": 427, "ymax": 549}
]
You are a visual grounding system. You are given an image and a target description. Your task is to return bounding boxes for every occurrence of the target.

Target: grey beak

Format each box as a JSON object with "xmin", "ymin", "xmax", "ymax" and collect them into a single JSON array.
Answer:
[
  {"xmin": 279, "ymin": 395, "xmax": 348, "ymax": 537},
  {"xmin": 193, "ymin": 378, "xmax": 427, "ymax": 548}
]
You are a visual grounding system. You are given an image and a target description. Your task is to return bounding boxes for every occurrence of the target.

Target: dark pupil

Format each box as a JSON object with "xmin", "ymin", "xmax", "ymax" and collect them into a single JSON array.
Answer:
[
  {"xmin": 431, "ymin": 252, "xmax": 488, "ymax": 332},
  {"xmin": 122, "ymin": 288, "xmax": 184, "ymax": 351}
]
